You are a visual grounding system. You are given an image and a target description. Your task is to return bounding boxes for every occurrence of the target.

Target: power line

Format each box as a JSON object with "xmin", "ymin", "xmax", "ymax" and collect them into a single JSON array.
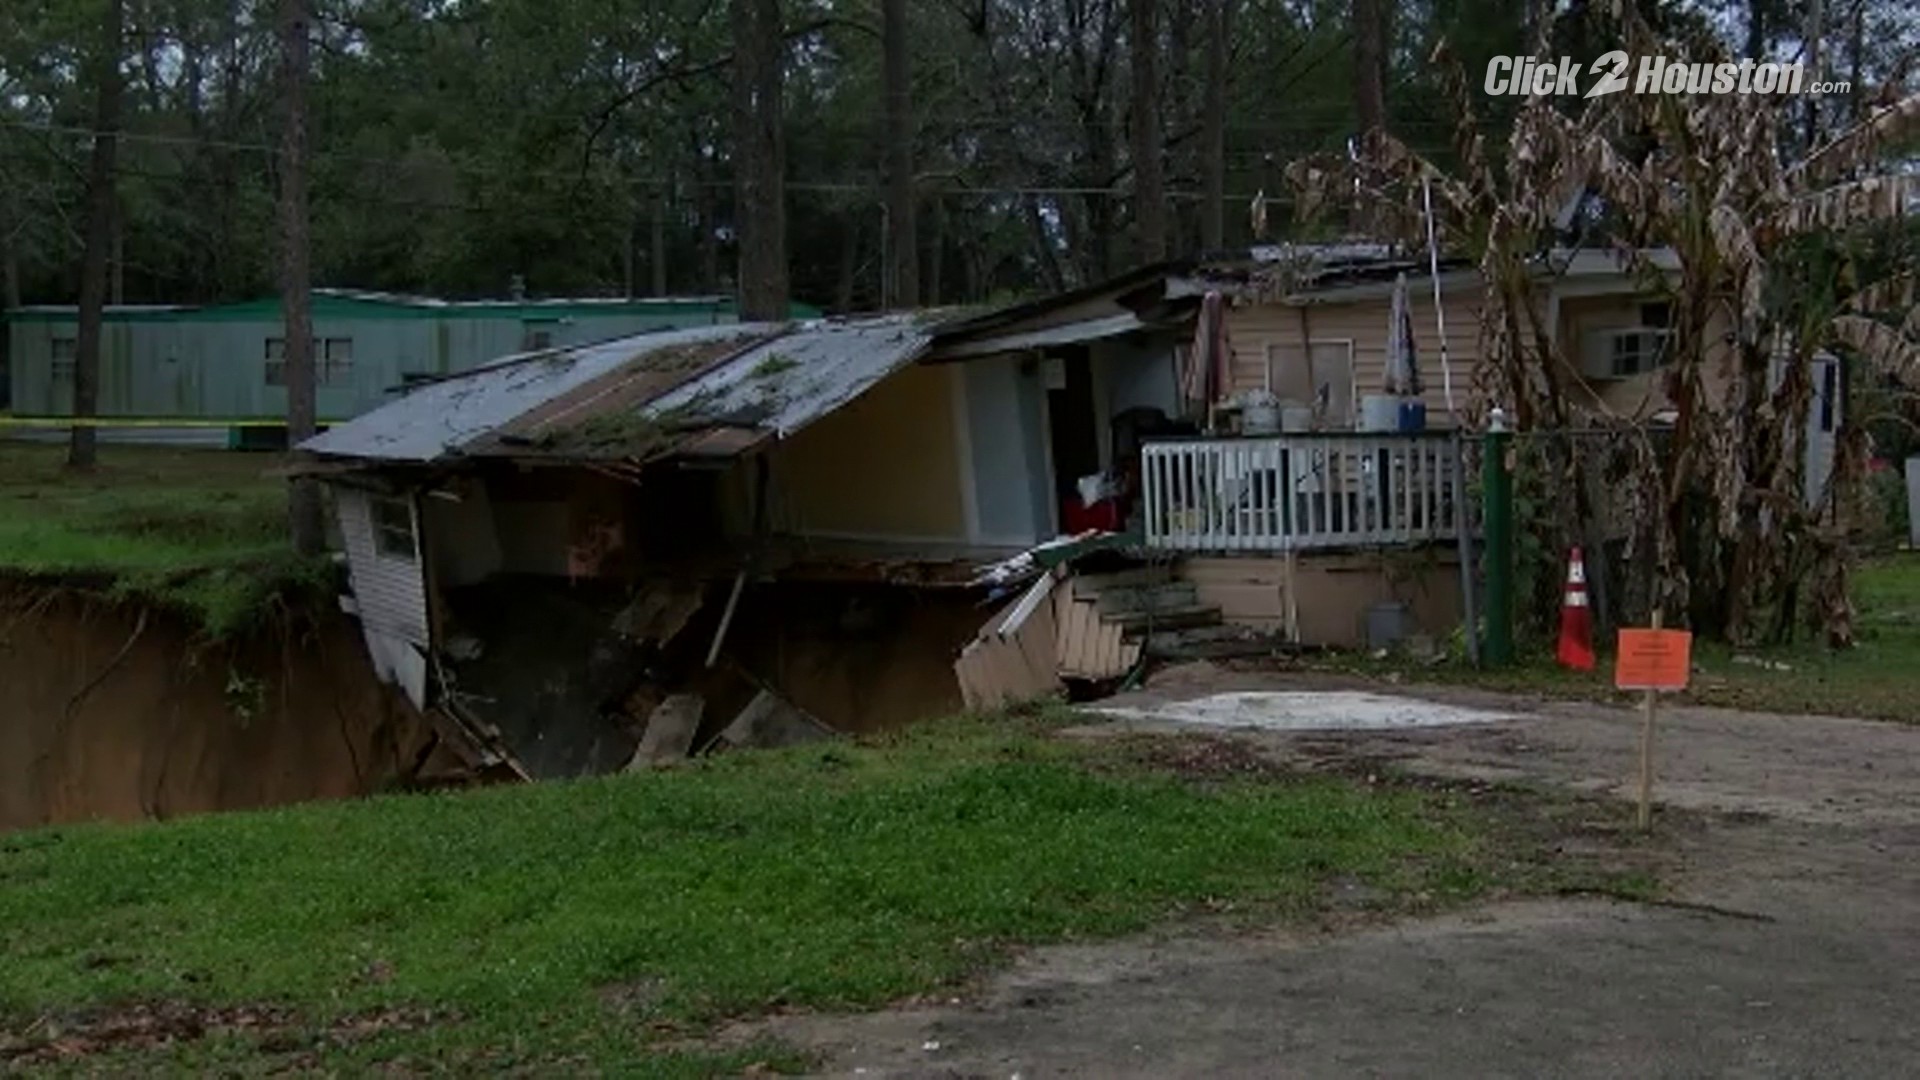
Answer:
[{"xmin": 0, "ymin": 119, "xmax": 1365, "ymax": 204}]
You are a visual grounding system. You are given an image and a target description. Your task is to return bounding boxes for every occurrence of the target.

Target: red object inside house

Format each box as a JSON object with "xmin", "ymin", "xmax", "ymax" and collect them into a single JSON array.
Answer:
[{"xmin": 1063, "ymin": 498, "xmax": 1124, "ymax": 534}]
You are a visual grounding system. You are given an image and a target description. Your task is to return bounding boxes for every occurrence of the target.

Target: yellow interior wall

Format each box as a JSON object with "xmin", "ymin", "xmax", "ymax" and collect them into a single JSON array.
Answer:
[{"xmin": 757, "ymin": 363, "xmax": 967, "ymax": 541}]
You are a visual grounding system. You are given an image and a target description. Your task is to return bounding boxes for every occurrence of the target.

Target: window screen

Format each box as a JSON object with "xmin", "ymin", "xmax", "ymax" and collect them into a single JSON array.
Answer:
[
  {"xmin": 266, "ymin": 338, "xmax": 353, "ymax": 386},
  {"xmin": 49, "ymin": 337, "xmax": 77, "ymax": 381},
  {"xmin": 370, "ymin": 496, "xmax": 416, "ymax": 561}
]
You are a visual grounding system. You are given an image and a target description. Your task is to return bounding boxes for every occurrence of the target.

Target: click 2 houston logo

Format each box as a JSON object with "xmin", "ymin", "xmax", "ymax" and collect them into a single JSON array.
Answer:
[{"xmin": 1485, "ymin": 52, "xmax": 1852, "ymax": 97}]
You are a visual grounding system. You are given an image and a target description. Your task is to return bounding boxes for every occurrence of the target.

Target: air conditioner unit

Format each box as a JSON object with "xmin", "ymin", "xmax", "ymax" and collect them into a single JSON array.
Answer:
[{"xmin": 1581, "ymin": 328, "xmax": 1671, "ymax": 380}]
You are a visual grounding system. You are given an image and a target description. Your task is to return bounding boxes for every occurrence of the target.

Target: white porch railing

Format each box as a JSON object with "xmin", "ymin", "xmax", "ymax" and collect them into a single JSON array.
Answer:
[{"xmin": 1141, "ymin": 433, "xmax": 1467, "ymax": 552}]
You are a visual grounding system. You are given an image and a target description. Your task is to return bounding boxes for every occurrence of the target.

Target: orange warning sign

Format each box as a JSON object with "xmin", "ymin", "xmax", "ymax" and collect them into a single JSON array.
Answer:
[{"xmin": 1615, "ymin": 629, "xmax": 1693, "ymax": 691}]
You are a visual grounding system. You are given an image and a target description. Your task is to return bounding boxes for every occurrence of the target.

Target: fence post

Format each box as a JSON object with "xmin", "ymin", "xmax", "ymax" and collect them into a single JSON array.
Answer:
[{"xmin": 1482, "ymin": 409, "xmax": 1515, "ymax": 665}]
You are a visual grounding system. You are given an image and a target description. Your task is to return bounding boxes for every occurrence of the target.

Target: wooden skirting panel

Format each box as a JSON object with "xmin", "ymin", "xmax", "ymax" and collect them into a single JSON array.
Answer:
[{"xmin": 1178, "ymin": 550, "xmax": 1464, "ymax": 648}]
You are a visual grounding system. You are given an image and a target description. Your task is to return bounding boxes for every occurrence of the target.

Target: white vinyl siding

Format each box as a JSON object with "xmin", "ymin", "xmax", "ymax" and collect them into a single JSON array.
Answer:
[{"xmin": 334, "ymin": 485, "xmax": 429, "ymax": 647}]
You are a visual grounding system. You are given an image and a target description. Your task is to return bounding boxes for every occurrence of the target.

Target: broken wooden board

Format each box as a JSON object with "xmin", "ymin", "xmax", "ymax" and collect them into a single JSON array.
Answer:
[
  {"xmin": 955, "ymin": 570, "xmax": 1065, "ymax": 710},
  {"xmin": 612, "ymin": 579, "xmax": 707, "ymax": 646},
  {"xmin": 719, "ymin": 689, "xmax": 834, "ymax": 749},
  {"xmin": 626, "ymin": 693, "xmax": 704, "ymax": 769}
]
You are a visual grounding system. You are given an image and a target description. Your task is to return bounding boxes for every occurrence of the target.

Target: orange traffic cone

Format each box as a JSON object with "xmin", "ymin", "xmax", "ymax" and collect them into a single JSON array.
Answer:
[{"xmin": 1557, "ymin": 547, "xmax": 1596, "ymax": 671}]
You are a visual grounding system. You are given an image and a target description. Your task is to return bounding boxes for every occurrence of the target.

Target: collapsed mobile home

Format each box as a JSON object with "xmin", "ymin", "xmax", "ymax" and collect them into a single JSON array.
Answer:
[{"xmin": 296, "ymin": 244, "xmax": 1841, "ymax": 777}]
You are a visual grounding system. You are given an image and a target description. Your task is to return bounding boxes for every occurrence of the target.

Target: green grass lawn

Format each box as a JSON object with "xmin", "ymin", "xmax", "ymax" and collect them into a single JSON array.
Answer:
[
  {"xmin": 0, "ymin": 443, "xmax": 317, "ymax": 634},
  {"xmin": 0, "ymin": 714, "xmax": 1551, "ymax": 1074},
  {"xmin": 1346, "ymin": 555, "xmax": 1920, "ymax": 722}
]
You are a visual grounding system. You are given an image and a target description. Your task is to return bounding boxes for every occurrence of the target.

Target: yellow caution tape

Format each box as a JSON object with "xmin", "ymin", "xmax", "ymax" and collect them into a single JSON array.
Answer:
[{"xmin": 0, "ymin": 416, "xmax": 330, "ymax": 428}]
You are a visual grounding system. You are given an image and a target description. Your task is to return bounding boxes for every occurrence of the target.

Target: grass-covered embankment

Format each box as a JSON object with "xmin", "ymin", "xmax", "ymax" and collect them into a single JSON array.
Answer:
[
  {"xmin": 0, "ymin": 444, "xmax": 324, "ymax": 635},
  {"xmin": 0, "ymin": 713, "xmax": 1573, "ymax": 1074}
]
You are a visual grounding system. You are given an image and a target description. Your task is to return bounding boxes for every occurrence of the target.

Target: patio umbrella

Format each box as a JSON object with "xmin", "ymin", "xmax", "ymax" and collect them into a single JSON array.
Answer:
[
  {"xmin": 1183, "ymin": 290, "xmax": 1232, "ymax": 427},
  {"xmin": 1384, "ymin": 272, "xmax": 1423, "ymax": 398}
]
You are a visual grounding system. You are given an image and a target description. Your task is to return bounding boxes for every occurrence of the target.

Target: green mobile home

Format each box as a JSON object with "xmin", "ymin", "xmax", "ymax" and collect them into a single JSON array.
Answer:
[{"xmin": 4, "ymin": 290, "xmax": 818, "ymax": 426}]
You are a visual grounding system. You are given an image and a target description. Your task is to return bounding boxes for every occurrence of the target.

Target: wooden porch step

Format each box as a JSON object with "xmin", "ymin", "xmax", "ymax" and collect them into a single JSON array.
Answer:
[
  {"xmin": 1143, "ymin": 624, "xmax": 1291, "ymax": 661},
  {"xmin": 1102, "ymin": 603, "xmax": 1222, "ymax": 634},
  {"xmin": 1070, "ymin": 567, "xmax": 1170, "ymax": 600},
  {"xmin": 1093, "ymin": 581, "xmax": 1199, "ymax": 616}
]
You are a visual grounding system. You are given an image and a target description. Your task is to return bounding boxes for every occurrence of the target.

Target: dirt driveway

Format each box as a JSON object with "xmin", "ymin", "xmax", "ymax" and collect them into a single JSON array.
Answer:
[{"xmin": 747, "ymin": 670, "xmax": 1920, "ymax": 1078}]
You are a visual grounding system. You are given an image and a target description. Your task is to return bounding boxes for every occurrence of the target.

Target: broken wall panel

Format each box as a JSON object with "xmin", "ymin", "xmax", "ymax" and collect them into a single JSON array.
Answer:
[
  {"xmin": 627, "ymin": 693, "xmax": 704, "ymax": 768},
  {"xmin": 718, "ymin": 689, "xmax": 834, "ymax": 750},
  {"xmin": 332, "ymin": 482, "xmax": 433, "ymax": 708}
]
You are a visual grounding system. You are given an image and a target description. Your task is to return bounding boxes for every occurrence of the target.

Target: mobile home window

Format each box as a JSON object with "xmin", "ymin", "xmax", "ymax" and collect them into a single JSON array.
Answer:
[
  {"xmin": 370, "ymin": 496, "xmax": 416, "ymax": 561},
  {"xmin": 323, "ymin": 337, "xmax": 353, "ymax": 383},
  {"xmin": 522, "ymin": 320, "xmax": 559, "ymax": 351},
  {"xmin": 49, "ymin": 336, "xmax": 78, "ymax": 381},
  {"xmin": 265, "ymin": 337, "xmax": 354, "ymax": 386},
  {"xmin": 1264, "ymin": 340, "xmax": 1356, "ymax": 423}
]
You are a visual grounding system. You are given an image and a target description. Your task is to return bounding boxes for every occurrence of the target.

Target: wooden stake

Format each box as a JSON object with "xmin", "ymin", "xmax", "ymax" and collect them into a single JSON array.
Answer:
[
  {"xmin": 1635, "ymin": 609, "xmax": 1663, "ymax": 831},
  {"xmin": 705, "ymin": 568, "xmax": 747, "ymax": 669}
]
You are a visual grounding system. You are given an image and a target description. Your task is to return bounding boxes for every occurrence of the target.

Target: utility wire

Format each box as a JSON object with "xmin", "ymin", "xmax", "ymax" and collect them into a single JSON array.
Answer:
[{"xmin": 0, "ymin": 124, "xmax": 1438, "ymax": 206}]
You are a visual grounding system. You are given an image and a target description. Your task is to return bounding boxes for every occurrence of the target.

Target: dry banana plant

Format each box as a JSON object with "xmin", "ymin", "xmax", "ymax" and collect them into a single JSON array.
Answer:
[{"xmin": 1290, "ymin": 4, "xmax": 1919, "ymax": 647}]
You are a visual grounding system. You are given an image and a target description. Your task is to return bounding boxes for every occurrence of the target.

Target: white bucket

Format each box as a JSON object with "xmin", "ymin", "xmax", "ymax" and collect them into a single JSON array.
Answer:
[{"xmin": 1358, "ymin": 394, "xmax": 1400, "ymax": 433}]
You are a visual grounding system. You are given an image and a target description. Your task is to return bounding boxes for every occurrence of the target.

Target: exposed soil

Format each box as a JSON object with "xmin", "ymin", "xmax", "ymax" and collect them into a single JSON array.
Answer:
[
  {"xmin": 726, "ymin": 582, "xmax": 985, "ymax": 735},
  {"xmin": 0, "ymin": 1001, "xmax": 447, "ymax": 1070},
  {"xmin": 0, "ymin": 589, "xmax": 435, "ymax": 832},
  {"xmin": 1103, "ymin": 731, "xmax": 1299, "ymax": 782},
  {"xmin": 720, "ymin": 667, "xmax": 1920, "ymax": 1078}
]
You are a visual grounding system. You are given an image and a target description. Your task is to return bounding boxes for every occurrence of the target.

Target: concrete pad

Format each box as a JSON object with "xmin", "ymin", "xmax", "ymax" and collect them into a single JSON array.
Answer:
[{"xmin": 1092, "ymin": 690, "xmax": 1519, "ymax": 732}]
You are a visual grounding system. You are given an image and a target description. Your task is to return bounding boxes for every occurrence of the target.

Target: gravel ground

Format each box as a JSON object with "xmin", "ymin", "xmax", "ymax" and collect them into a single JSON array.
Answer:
[{"xmin": 734, "ymin": 668, "xmax": 1920, "ymax": 1078}]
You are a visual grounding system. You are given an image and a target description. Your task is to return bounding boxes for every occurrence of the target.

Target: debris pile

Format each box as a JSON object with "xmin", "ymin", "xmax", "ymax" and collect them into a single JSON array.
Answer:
[{"xmin": 427, "ymin": 576, "xmax": 834, "ymax": 781}]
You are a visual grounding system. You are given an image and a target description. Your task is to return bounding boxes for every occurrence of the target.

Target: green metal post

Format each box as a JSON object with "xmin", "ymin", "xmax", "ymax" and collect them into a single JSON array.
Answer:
[{"xmin": 1482, "ymin": 408, "xmax": 1514, "ymax": 665}]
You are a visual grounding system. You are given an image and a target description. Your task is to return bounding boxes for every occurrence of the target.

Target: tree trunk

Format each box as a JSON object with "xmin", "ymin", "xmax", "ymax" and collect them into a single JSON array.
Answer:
[
  {"xmin": 924, "ymin": 195, "xmax": 944, "ymax": 306},
  {"xmin": 730, "ymin": 0, "xmax": 790, "ymax": 321},
  {"xmin": 1129, "ymin": 0, "xmax": 1166, "ymax": 263},
  {"xmin": 1351, "ymin": 0, "xmax": 1387, "ymax": 139},
  {"xmin": 279, "ymin": 0, "xmax": 323, "ymax": 555},
  {"xmin": 622, "ymin": 211, "xmax": 636, "ymax": 298},
  {"xmin": 1525, "ymin": 0, "xmax": 1551, "ymax": 54},
  {"xmin": 2, "ymin": 218, "xmax": 20, "ymax": 311},
  {"xmin": 834, "ymin": 214, "xmax": 859, "ymax": 313},
  {"xmin": 651, "ymin": 184, "xmax": 669, "ymax": 298},
  {"xmin": 695, "ymin": 147, "xmax": 720, "ymax": 293},
  {"xmin": 1200, "ymin": 0, "xmax": 1229, "ymax": 250},
  {"xmin": 1802, "ymin": 0, "xmax": 1824, "ymax": 148},
  {"xmin": 1349, "ymin": 0, "xmax": 1388, "ymax": 234},
  {"xmin": 1025, "ymin": 196, "xmax": 1067, "ymax": 293},
  {"xmin": 882, "ymin": 0, "xmax": 918, "ymax": 308},
  {"xmin": 1847, "ymin": 1, "xmax": 1863, "ymax": 124},
  {"xmin": 1166, "ymin": 0, "xmax": 1192, "ymax": 253},
  {"xmin": 69, "ymin": 0, "xmax": 124, "ymax": 471},
  {"xmin": 110, "ymin": 200, "xmax": 125, "ymax": 305}
]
